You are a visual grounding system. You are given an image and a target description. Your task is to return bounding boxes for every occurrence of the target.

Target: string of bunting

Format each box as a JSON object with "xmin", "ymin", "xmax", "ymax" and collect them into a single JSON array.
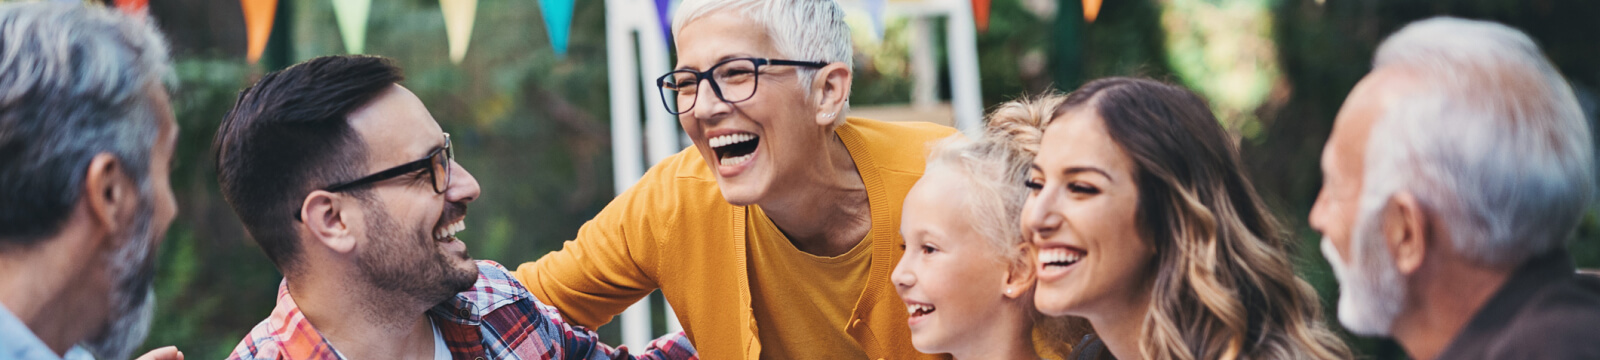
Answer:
[{"xmin": 225, "ymin": 0, "xmax": 1041, "ymax": 65}]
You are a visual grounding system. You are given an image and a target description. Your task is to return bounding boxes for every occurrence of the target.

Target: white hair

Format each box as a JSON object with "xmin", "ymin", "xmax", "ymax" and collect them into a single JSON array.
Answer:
[
  {"xmin": 1361, "ymin": 17, "xmax": 1595, "ymax": 267},
  {"xmin": 671, "ymin": 0, "xmax": 853, "ymax": 121}
]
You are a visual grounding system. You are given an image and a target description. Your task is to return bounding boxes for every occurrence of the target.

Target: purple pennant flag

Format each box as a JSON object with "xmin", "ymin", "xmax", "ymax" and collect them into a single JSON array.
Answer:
[{"xmin": 654, "ymin": 0, "xmax": 673, "ymax": 49}]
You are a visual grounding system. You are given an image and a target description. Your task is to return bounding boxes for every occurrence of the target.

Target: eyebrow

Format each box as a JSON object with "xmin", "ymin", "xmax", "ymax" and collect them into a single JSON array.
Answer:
[
  {"xmin": 1030, "ymin": 163, "xmax": 1116, "ymax": 183},
  {"xmin": 675, "ymin": 53, "xmax": 756, "ymax": 71}
]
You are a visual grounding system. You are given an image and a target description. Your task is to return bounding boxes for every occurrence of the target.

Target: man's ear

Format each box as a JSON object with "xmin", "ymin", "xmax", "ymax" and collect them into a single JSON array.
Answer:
[
  {"xmin": 1001, "ymin": 243, "xmax": 1037, "ymax": 299},
  {"xmin": 83, "ymin": 153, "xmax": 138, "ymax": 242},
  {"xmin": 302, "ymin": 190, "xmax": 357, "ymax": 254},
  {"xmin": 810, "ymin": 62, "xmax": 853, "ymax": 127},
  {"xmin": 1384, "ymin": 192, "xmax": 1430, "ymax": 276}
]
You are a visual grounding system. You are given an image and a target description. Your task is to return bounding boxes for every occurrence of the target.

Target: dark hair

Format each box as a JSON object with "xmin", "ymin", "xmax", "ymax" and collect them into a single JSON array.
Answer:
[
  {"xmin": 1050, "ymin": 77, "xmax": 1350, "ymax": 359},
  {"xmin": 213, "ymin": 55, "xmax": 402, "ymax": 272},
  {"xmin": 0, "ymin": 3, "xmax": 170, "ymax": 246}
]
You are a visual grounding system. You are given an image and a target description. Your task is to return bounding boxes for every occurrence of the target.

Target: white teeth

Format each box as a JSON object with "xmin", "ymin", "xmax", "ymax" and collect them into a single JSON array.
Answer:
[
  {"xmin": 905, "ymin": 303, "xmax": 935, "ymax": 315},
  {"xmin": 708, "ymin": 133, "xmax": 756, "ymax": 149},
  {"xmin": 718, "ymin": 152, "xmax": 754, "ymax": 166},
  {"xmin": 1038, "ymin": 248, "xmax": 1084, "ymax": 266},
  {"xmin": 435, "ymin": 219, "xmax": 466, "ymax": 241}
]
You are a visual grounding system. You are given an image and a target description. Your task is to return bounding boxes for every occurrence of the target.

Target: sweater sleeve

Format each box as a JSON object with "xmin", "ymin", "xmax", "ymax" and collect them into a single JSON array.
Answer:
[{"xmin": 512, "ymin": 159, "xmax": 676, "ymax": 328}]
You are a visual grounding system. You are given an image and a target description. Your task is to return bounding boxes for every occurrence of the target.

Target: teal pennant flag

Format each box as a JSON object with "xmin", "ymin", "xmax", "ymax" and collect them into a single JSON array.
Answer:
[{"xmin": 538, "ymin": 0, "xmax": 575, "ymax": 57}]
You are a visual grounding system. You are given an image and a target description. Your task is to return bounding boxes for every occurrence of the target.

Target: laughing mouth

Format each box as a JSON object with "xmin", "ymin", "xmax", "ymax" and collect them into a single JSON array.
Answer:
[
  {"xmin": 906, "ymin": 301, "xmax": 936, "ymax": 318},
  {"xmin": 1039, "ymin": 247, "xmax": 1085, "ymax": 269},
  {"xmin": 434, "ymin": 218, "xmax": 465, "ymax": 242},
  {"xmin": 708, "ymin": 132, "xmax": 759, "ymax": 166}
]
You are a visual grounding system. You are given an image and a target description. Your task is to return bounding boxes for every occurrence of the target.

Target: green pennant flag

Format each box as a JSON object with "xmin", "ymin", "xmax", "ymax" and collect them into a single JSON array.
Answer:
[{"xmin": 332, "ymin": 0, "xmax": 371, "ymax": 54}]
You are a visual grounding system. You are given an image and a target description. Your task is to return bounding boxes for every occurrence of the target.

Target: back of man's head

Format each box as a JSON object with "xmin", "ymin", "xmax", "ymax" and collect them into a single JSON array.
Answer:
[
  {"xmin": 1364, "ymin": 17, "xmax": 1594, "ymax": 267},
  {"xmin": 0, "ymin": 2, "xmax": 170, "ymax": 246},
  {"xmin": 214, "ymin": 55, "xmax": 402, "ymax": 273}
]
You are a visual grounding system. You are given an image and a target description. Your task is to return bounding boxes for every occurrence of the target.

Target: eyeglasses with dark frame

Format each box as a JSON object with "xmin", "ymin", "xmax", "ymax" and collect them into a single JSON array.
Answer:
[
  {"xmin": 656, "ymin": 57, "xmax": 830, "ymax": 115},
  {"xmin": 294, "ymin": 133, "xmax": 453, "ymax": 221}
]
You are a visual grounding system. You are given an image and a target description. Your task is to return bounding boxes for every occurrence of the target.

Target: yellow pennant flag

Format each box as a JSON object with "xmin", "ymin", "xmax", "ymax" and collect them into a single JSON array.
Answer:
[{"xmin": 441, "ymin": 0, "xmax": 477, "ymax": 64}]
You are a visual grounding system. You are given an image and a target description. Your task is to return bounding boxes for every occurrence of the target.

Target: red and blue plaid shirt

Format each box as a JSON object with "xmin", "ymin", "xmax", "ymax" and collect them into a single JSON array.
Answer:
[{"xmin": 227, "ymin": 260, "xmax": 697, "ymax": 360}]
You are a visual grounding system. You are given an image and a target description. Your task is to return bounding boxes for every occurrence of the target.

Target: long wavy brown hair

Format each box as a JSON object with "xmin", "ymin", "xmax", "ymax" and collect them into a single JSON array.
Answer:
[{"xmin": 1049, "ymin": 77, "xmax": 1351, "ymax": 360}]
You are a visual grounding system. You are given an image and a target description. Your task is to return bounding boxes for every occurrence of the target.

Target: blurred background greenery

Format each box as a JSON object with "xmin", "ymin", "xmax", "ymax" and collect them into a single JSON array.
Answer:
[{"xmin": 126, "ymin": 0, "xmax": 1600, "ymax": 358}]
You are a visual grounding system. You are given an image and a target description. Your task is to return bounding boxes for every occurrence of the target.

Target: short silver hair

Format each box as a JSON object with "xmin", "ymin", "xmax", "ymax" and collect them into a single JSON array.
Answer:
[
  {"xmin": 671, "ymin": 0, "xmax": 854, "ymax": 121},
  {"xmin": 0, "ymin": 2, "xmax": 171, "ymax": 243},
  {"xmin": 1360, "ymin": 17, "xmax": 1594, "ymax": 266}
]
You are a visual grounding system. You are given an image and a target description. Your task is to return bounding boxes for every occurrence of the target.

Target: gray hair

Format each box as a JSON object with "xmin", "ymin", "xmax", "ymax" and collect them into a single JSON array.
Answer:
[
  {"xmin": 0, "ymin": 2, "xmax": 171, "ymax": 244},
  {"xmin": 1361, "ymin": 17, "xmax": 1594, "ymax": 266},
  {"xmin": 671, "ymin": 0, "xmax": 853, "ymax": 122}
]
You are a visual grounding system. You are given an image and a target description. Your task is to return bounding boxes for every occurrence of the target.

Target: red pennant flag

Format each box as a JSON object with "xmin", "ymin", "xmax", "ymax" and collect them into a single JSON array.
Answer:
[
  {"xmin": 972, "ymin": 0, "xmax": 991, "ymax": 32},
  {"xmin": 242, "ymin": 0, "xmax": 278, "ymax": 63},
  {"xmin": 113, "ymin": 0, "xmax": 147, "ymax": 16}
]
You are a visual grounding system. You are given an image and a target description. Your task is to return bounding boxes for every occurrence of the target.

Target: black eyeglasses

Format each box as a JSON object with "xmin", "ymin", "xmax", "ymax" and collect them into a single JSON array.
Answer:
[
  {"xmin": 295, "ymin": 133, "xmax": 453, "ymax": 220},
  {"xmin": 656, "ymin": 57, "xmax": 830, "ymax": 115}
]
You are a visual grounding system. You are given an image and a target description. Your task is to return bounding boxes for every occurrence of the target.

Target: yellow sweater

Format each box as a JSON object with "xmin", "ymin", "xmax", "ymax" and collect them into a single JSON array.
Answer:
[{"xmin": 514, "ymin": 118, "xmax": 958, "ymax": 360}]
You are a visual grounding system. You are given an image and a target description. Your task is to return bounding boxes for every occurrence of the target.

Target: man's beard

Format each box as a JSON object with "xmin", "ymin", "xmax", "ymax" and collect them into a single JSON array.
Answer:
[
  {"xmin": 1322, "ymin": 201, "xmax": 1407, "ymax": 336},
  {"xmin": 81, "ymin": 202, "xmax": 158, "ymax": 360},
  {"xmin": 356, "ymin": 201, "xmax": 478, "ymax": 307}
]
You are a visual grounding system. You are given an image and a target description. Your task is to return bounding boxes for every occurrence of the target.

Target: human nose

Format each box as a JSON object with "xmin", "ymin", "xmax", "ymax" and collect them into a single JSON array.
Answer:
[
  {"xmin": 446, "ymin": 160, "xmax": 480, "ymax": 204},
  {"xmin": 1023, "ymin": 187, "xmax": 1063, "ymax": 240},
  {"xmin": 690, "ymin": 76, "xmax": 732, "ymax": 122},
  {"xmin": 891, "ymin": 251, "xmax": 916, "ymax": 290}
]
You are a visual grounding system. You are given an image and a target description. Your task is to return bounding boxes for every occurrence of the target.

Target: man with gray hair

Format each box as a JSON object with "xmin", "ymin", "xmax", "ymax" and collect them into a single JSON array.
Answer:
[
  {"xmin": 0, "ymin": 2, "xmax": 182, "ymax": 360},
  {"xmin": 1311, "ymin": 17, "xmax": 1600, "ymax": 360}
]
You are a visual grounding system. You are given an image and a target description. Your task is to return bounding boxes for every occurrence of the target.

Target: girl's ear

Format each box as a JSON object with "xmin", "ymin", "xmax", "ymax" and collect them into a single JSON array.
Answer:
[{"xmin": 1002, "ymin": 243, "xmax": 1037, "ymax": 299}]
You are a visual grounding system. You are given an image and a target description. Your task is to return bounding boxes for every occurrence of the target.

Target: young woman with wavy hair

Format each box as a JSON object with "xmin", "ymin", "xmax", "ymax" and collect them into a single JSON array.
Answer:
[{"xmin": 1022, "ymin": 77, "xmax": 1352, "ymax": 360}]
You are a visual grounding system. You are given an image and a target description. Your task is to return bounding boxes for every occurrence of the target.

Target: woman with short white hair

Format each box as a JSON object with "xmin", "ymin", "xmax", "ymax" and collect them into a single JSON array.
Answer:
[{"xmin": 511, "ymin": 0, "xmax": 957, "ymax": 359}]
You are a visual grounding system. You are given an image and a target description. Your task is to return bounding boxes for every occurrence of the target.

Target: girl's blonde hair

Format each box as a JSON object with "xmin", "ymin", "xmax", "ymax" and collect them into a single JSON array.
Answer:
[{"xmin": 925, "ymin": 92, "xmax": 1093, "ymax": 359}]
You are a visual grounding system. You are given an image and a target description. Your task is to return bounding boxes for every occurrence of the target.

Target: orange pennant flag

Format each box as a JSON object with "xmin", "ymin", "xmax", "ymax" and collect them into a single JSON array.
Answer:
[
  {"xmin": 242, "ymin": 0, "xmax": 278, "ymax": 63},
  {"xmin": 1083, "ymin": 0, "xmax": 1102, "ymax": 23},
  {"xmin": 972, "ymin": 0, "xmax": 991, "ymax": 32}
]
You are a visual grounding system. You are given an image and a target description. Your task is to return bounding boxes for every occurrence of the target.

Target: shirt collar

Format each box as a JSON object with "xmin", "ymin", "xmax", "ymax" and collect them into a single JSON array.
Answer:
[
  {"xmin": 262, "ymin": 260, "xmax": 527, "ymax": 354},
  {"xmin": 427, "ymin": 260, "xmax": 529, "ymax": 325},
  {"xmin": 0, "ymin": 304, "xmax": 65, "ymax": 360}
]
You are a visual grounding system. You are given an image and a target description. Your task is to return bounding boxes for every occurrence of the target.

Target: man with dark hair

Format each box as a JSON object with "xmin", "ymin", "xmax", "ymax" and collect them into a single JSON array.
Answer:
[
  {"xmin": 216, "ymin": 55, "xmax": 696, "ymax": 360},
  {"xmin": 0, "ymin": 3, "xmax": 182, "ymax": 360}
]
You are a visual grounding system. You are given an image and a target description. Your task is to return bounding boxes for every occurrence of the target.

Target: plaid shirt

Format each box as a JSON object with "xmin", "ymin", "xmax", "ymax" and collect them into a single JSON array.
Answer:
[{"xmin": 228, "ymin": 260, "xmax": 697, "ymax": 360}]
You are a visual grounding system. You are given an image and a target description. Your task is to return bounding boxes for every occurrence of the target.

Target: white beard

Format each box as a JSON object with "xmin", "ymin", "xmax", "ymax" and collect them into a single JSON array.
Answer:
[
  {"xmin": 1321, "ymin": 207, "xmax": 1407, "ymax": 336},
  {"xmin": 80, "ymin": 202, "xmax": 158, "ymax": 360}
]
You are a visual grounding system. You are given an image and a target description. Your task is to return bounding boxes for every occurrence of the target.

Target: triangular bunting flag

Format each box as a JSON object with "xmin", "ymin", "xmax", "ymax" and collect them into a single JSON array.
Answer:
[
  {"xmin": 653, "ymin": 0, "xmax": 673, "ymax": 47},
  {"xmin": 865, "ymin": 0, "xmax": 885, "ymax": 39},
  {"xmin": 113, "ymin": 0, "xmax": 147, "ymax": 16},
  {"xmin": 331, "ymin": 0, "xmax": 372, "ymax": 54},
  {"xmin": 242, "ymin": 0, "xmax": 277, "ymax": 63},
  {"xmin": 440, "ymin": 0, "xmax": 477, "ymax": 64},
  {"xmin": 1083, "ymin": 0, "xmax": 1102, "ymax": 23},
  {"xmin": 537, "ymin": 0, "xmax": 575, "ymax": 57},
  {"xmin": 972, "ymin": 0, "xmax": 990, "ymax": 32}
]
